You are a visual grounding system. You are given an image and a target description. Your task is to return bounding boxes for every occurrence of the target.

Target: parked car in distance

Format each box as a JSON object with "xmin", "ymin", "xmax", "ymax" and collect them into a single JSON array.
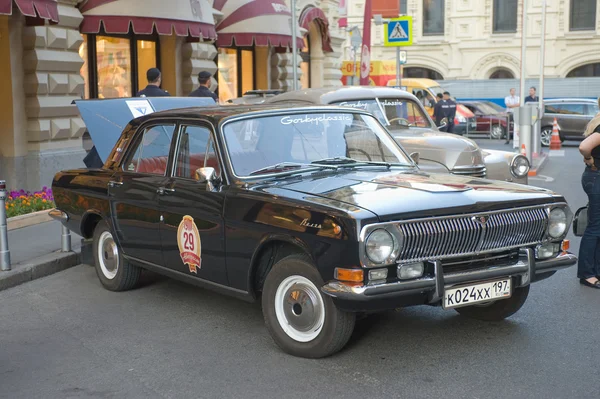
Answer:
[
  {"xmin": 266, "ymin": 86, "xmax": 530, "ymax": 184},
  {"xmin": 51, "ymin": 99, "xmax": 576, "ymax": 358},
  {"xmin": 225, "ymin": 90, "xmax": 284, "ymax": 105},
  {"xmin": 460, "ymin": 100, "xmax": 514, "ymax": 139},
  {"xmin": 539, "ymin": 98, "xmax": 599, "ymax": 146}
]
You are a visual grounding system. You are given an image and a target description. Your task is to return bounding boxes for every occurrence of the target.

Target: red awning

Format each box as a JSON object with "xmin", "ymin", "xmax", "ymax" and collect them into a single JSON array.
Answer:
[
  {"xmin": 299, "ymin": 6, "xmax": 333, "ymax": 52},
  {"xmin": 79, "ymin": 0, "xmax": 216, "ymax": 39},
  {"xmin": 0, "ymin": 0, "xmax": 59, "ymax": 22},
  {"xmin": 214, "ymin": 0, "xmax": 304, "ymax": 48}
]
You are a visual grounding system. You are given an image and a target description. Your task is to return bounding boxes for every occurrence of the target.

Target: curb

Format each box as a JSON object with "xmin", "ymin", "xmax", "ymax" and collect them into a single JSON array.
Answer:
[
  {"xmin": 0, "ymin": 250, "xmax": 81, "ymax": 292},
  {"xmin": 7, "ymin": 208, "xmax": 54, "ymax": 231},
  {"xmin": 528, "ymin": 153, "xmax": 549, "ymax": 177}
]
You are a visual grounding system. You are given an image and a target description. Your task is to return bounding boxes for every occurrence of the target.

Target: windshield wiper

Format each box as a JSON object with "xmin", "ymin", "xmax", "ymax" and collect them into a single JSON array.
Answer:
[
  {"xmin": 249, "ymin": 162, "xmax": 336, "ymax": 176},
  {"xmin": 312, "ymin": 157, "xmax": 396, "ymax": 169}
]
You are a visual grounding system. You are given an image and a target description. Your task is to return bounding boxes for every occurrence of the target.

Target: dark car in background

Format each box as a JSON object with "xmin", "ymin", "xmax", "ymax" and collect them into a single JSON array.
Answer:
[
  {"xmin": 540, "ymin": 98, "xmax": 599, "ymax": 146},
  {"xmin": 460, "ymin": 100, "xmax": 514, "ymax": 139}
]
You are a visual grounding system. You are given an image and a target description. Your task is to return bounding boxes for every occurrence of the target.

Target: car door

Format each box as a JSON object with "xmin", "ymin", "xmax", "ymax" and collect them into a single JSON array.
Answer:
[
  {"xmin": 108, "ymin": 122, "xmax": 176, "ymax": 265},
  {"xmin": 554, "ymin": 103, "xmax": 586, "ymax": 137},
  {"xmin": 158, "ymin": 123, "xmax": 228, "ymax": 285}
]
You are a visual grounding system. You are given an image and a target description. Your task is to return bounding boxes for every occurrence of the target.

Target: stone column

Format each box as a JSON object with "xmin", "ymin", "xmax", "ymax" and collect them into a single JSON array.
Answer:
[
  {"xmin": 271, "ymin": 50, "xmax": 301, "ymax": 91},
  {"xmin": 21, "ymin": 0, "xmax": 86, "ymax": 190},
  {"xmin": 181, "ymin": 41, "xmax": 218, "ymax": 96}
]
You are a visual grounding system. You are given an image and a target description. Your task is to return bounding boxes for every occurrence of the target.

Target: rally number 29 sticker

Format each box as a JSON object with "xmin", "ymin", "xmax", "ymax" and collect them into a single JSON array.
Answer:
[{"xmin": 177, "ymin": 215, "xmax": 202, "ymax": 273}]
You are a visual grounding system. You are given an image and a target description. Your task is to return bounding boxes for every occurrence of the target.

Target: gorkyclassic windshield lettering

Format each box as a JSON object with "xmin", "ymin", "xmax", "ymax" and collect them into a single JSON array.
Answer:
[{"xmin": 51, "ymin": 99, "xmax": 577, "ymax": 359}]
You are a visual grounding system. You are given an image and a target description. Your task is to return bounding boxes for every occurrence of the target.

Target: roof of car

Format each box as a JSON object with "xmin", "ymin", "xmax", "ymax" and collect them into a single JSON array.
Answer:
[
  {"xmin": 543, "ymin": 98, "xmax": 597, "ymax": 104},
  {"xmin": 265, "ymin": 86, "xmax": 420, "ymax": 105},
  {"xmin": 132, "ymin": 103, "xmax": 373, "ymax": 125}
]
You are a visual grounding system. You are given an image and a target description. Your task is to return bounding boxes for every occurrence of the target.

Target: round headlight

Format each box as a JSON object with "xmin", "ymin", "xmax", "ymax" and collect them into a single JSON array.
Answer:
[
  {"xmin": 365, "ymin": 229, "xmax": 395, "ymax": 264},
  {"xmin": 548, "ymin": 207, "xmax": 567, "ymax": 238},
  {"xmin": 511, "ymin": 155, "xmax": 530, "ymax": 178}
]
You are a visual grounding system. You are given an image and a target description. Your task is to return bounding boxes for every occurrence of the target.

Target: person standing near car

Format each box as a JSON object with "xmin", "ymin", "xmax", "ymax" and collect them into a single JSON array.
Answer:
[
  {"xmin": 136, "ymin": 68, "xmax": 170, "ymax": 97},
  {"xmin": 525, "ymin": 87, "xmax": 539, "ymax": 103},
  {"xmin": 442, "ymin": 92, "xmax": 457, "ymax": 134},
  {"xmin": 189, "ymin": 71, "xmax": 218, "ymax": 102},
  {"xmin": 577, "ymin": 98, "xmax": 600, "ymax": 289},
  {"xmin": 433, "ymin": 93, "xmax": 447, "ymax": 131},
  {"xmin": 504, "ymin": 88, "xmax": 520, "ymax": 143}
]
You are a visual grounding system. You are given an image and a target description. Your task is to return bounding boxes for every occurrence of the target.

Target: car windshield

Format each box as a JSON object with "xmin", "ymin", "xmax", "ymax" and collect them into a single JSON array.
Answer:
[
  {"xmin": 475, "ymin": 102, "xmax": 502, "ymax": 115},
  {"xmin": 222, "ymin": 111, "xmax": 413, "ymax": 177},
  {"xmin": 484, "ymin": 102, "xmax": 506, "ymax": 113},
  {"xmin": 331, "ymin": 98, "xmax": 432, "ymax": 128}
]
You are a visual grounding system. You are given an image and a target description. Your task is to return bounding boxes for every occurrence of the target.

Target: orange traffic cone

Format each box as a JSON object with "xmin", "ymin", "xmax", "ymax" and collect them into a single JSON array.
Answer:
[
  {"xmin": 549, "ymin": 117, "xmax": 562, "ymax": 151},
  {"xmin": 521, "ymin": 144, "xmax": 526, "ymax": 156}
]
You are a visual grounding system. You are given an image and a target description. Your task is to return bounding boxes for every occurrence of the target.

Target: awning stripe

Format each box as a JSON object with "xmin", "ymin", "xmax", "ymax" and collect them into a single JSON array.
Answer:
[
  {"xmin": 0, "ymin": 0, "xmax": 59, "ymax": 22},
  {"xmin": 80, "ymin": 15, "xmax": 217, "ymax": 39},
  {"xmin": 215, "ymin": 0, "xmax": 303, "ymax": 48},
  {"xmin": 299, "ymin": 6, "xmax": 333, "ymax": 52}
]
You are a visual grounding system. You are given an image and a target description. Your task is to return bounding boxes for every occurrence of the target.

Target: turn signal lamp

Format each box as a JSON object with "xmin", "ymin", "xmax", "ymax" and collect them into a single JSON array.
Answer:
[
  {"xmin": 398, "ymin": 262, "xmax": 425, "ymax": 280},
  {"xmin": 562, "ymin": 239, "xmax": 570, "ymax": 252},
  {"xmin": 334, "ymin": 268, "xmax": 364, "ymax": 283}
]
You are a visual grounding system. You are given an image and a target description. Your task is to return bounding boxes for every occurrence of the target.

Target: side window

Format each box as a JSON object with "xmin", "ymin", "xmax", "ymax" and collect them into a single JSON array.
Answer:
[
  {"xmin": 545, "ymin": 105, "xmax": 559, "ymax": 114},
  {"xmin": 557, "ymin": 103, "xmax": 585, "ymax": 115},
  {"xmin": 124, "ymin": 124, "xmax": 175, "ymax": 175},
  {"xmin": 174, "ymin": 125, "xmax": 221, "ymax": 180},
  {"xmin": 586, "ymin": 104, "xmax": 599, "ymax": 116}
]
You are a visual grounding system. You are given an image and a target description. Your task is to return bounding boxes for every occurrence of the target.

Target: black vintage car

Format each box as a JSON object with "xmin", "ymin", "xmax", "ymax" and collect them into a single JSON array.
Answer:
[{"xmin": 51, "ymin": 99, "xmax": 577, "ymax": 358}]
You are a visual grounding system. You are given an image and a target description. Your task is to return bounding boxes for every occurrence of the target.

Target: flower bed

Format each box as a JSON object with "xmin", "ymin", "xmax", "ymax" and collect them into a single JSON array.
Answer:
[{"xmin": 5, "ymin": 187, "xmax": 55, "ymax": 218}]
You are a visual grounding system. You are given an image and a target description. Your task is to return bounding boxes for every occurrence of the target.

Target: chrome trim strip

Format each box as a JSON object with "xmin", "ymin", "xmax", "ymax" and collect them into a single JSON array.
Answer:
[{"xmin": 48, "ymin": 209, "xmax": 68, "ymax": 221}]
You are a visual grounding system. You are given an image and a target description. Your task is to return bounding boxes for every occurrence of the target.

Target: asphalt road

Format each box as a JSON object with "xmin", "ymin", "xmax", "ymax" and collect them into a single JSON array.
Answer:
[{"xmin": 1, "ymin": 141, "xmax": 599, "ymax": 399}]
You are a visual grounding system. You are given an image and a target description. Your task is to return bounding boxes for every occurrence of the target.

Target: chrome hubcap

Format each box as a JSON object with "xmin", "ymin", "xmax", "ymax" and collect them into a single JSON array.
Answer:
[
  {"xmin": 541, "ymin": 130, "xmax": 552, "ymax": 146},
  {"xmin": 274, "ymin": 275, "xmax": 325, "ymax": 342},
  {"xmin": 491, "ymin": 126, "xmax": 503, "ymax": 139},
  {"xmin": 98, "ymin": 231, "xmax": 119, "ymax": 280}
]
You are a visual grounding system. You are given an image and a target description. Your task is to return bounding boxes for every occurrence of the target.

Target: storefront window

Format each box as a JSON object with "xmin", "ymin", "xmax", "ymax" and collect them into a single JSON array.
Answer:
[
  {"xmin": 96, "ymin": 36, "xmax": 132, "ymax": 98},
  {"xmin": 300, "ymin": 36, "xmax": 310, "ymax": 89},
  {"xmin": 79, "ymin": 32, "xmax": 160, "ymax": 99},
  {"xmin": 218, "ymin": 47, "xmax": 256, "ymax": 103}
]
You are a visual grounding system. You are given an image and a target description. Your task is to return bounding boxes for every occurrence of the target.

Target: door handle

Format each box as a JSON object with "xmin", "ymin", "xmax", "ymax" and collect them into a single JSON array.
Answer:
[
  {"xmin": 108, "ymin": 181, "xmax": 123, "ymax": 188},
  {"xmin": 157, "ymin": 187, "xmax": 175, "ymax": 195}
]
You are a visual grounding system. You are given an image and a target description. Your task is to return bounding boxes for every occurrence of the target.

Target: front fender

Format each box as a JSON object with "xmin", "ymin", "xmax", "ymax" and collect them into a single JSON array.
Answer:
[{"xmin": 482, "ymin": 149, "xmax": 528, "ymax": 184}]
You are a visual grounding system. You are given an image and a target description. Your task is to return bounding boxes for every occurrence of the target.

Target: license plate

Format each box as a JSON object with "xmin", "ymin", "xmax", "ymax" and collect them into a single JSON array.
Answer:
[{"xmin": 443, "ymin": 278, "xmax": 511, "ymax": 309}]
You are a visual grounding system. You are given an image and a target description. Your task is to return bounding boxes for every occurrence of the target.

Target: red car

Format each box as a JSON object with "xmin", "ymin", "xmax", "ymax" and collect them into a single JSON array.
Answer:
[{"xmin": 460, "ymin": 100, "xmax": 514, "ymax": 139}]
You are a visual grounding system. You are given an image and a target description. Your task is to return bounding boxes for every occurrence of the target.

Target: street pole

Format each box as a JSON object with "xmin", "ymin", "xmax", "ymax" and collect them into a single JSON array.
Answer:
[
  {"xmin": 291, "ymin": 0, "xmax": 298, "ymax": 91},
  {"xmin": 519, "ymin": 0, "xmax": 528, "ymax": 106},
  {"xmin": 0, "ymin": 180, "xmax": 11, "ymax": 271},
  {"xmin": 534, "ymin": 0, "xmax": 547, "ymax": 157},
  {"xmin": 396, "ymin": 47, "xmax": 401, "ymax": 88},
  {"xmin": 353, "ymin": 45, "xmax": 358, "ymax": 85}
]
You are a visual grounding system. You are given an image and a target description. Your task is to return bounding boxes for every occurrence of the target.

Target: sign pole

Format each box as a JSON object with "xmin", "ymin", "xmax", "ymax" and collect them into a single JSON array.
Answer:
[
  {"xmin": 291, "ymin": 0, "xmax": 298, "ymax": 91},
  {"xmin": 396, "ymin": 47, "xmax": 401, "ymax": 88}
]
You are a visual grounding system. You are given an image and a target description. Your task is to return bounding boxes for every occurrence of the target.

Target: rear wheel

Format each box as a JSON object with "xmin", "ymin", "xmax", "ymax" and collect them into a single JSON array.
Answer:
[
  {"xmin": 491, "ymin": 125, "xmax": 505, "ymax": 140},
  {"xmin": 540, "ymin": 127, "xmax": 553, "ymax": 147},
  {"xmin": 262, "ymin": 254, "xmax": 356, "ymax": 358},
  {"xmin": 92, "ymin": 221, "xmax": 141, "ymax": 291},
  {"xmin": 454, "ymin": 285, "xmax": 530, "ymax": 321}
]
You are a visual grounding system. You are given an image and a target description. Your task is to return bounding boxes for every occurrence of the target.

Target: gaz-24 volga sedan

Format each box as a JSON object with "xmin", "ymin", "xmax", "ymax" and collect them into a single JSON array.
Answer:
[{"xmin": 51, "ymin": 101, "xmax": 577, "ymax": 358}]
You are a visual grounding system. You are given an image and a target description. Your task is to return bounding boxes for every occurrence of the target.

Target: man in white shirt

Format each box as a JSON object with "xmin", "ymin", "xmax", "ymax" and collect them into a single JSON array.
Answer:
[{"xmin": 504, "ymin": 88, "xmax": 520, "ymax": 143}]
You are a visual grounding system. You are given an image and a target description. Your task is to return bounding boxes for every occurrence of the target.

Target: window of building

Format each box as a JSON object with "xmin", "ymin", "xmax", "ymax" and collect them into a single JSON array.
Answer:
[
  {"xmin": 400, "ymin": 1, "xmax": 407, "ymax": 14},
  {"xmin": 217, "ymin": 48, "xmax": 256, "ymax": 103},
  {"xmin": 489, "ymin": 69, "xmax": 515, "ymax": 79},
  {"xmin": 570, "ymin": 0, "xmax": 597, "ymax": 31},
  {"xmin": 567, "ymin": 63, "xmax": 600, "ymax": 77},
  {"xmin": 80, "ymin": 32, "xmax": 160, "ymax": 99},
  {"xmin": 423, "ymin": 0, "xmax": 444, "ymax": 36},
  {"xmin": 493, "ymin": 0, "xmax": 517, "ymax": 33},
  {"xmin": 125, "ymin": 124, "xmax": 176, "ymax": 175}
]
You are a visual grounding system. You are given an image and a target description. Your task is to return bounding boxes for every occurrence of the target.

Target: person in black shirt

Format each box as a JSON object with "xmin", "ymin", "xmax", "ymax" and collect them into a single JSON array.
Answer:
[
  {"xmin": 136, "ymin": 68, "xmax": 170, "ymax": 97},
  {"xmin": 442, "ymin": 91, "xmax": 457, "ymax": 133},
  {"xmin": 577, "ymin": 105, "xmax": 600, "ymax": 289},
  {"xmin": 433, "ymin": 93, "xmax": 447, "ymax": 131},
  {"xmin": 189, "ymin": 71, "xmax": 218, "ymax": 102},
  {"xmin": 524, "ymin": 86, "xmax": 539, "ymax": 103}
]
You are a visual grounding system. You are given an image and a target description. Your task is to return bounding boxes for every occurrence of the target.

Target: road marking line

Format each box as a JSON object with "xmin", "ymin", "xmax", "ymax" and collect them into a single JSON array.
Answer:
[{"xmin": 529, "ymin": 175, "xmax": 554, "ymax": 182}]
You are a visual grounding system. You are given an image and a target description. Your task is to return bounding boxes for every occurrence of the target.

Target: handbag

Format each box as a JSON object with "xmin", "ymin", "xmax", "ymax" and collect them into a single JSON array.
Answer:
[{"xmin": 573, "ymin": 205, "xmax": 589, "ymax": 237}]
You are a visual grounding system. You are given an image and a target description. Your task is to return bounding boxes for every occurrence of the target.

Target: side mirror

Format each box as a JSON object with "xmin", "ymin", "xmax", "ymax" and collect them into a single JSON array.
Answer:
[
  {"xmin": 194, "ymin": 167, "xmax": 219, "ymax": 191},
  {"xmin": 438, "ymin": 121, "xmax": 447, "ymax": 130},
  {"xmin": 409, "ymin": 152, "xmax": 420, "ymax": 165}
]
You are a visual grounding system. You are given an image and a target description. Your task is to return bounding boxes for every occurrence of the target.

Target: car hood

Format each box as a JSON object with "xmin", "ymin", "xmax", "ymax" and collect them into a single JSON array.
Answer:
[
  {"xmin": 75, "ymin": 97, "xmax": 217, "ymax": 163},
  {"xmin": 260, "ymin": 170, "xmax": 559, "ymax": 222},
  {"xmin": 387, "ymin": 127, "xmax": 483, "ymax": 169}
]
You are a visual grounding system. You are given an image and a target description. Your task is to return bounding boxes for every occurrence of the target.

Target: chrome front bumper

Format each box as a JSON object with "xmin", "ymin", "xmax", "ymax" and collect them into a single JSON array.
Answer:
[{"xmin": 321, "ymin": 249, "xmax": 577, "ymax": 304}]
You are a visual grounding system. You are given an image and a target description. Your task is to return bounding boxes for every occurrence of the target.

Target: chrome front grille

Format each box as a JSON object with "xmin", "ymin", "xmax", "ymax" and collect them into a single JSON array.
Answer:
[
  {"xmin": 451, "ymin": 165, "xmax": 487, "ymax": 178},
  {"xmin": 397, "ymin": 206, "xmax": 548, "ymax": 262}
]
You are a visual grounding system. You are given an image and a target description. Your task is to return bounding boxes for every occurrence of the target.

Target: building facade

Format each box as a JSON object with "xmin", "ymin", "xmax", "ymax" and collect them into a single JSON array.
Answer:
[
  {"xmin": 0, "ymin": 0, "xmax": 345, "ymax": 191},
  {"xmin": 343, "ymin": 0, "xmax": 600, "ymax": 82}
]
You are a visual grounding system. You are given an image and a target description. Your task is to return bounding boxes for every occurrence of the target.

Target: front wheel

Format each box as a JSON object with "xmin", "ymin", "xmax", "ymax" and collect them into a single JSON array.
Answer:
[
  {"xmin": 262, "ymin": 254, "xmax": 356, "ymax": 358},
  {"xmin": 491, "ymin": 125, "xmax": 505, "ymax": 140},
  {"xmin": 454, "ymin": 284, "xmax": 530, "ymax": 321},
  {"xmin": 540, "ymin": 127, "xmax": 553, "ymax": 147}
]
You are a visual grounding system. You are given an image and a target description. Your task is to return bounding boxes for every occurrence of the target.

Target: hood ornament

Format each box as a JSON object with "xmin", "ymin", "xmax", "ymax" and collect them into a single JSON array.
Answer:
[{"xmin": 473, "ymin": 215, "xmax": 489, "ymax": 226}]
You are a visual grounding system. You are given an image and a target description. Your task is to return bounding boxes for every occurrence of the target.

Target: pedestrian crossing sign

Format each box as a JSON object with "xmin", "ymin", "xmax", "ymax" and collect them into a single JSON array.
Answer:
[{"xmin": 384, "ymin": 16, "xmax": 413, "ymax": 47}]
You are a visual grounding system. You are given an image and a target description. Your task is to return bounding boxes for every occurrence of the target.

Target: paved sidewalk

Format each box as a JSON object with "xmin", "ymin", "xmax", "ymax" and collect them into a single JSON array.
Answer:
[{"xmin": 8, "ymin": 221, "xmax": 82, "ymax": 265}]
